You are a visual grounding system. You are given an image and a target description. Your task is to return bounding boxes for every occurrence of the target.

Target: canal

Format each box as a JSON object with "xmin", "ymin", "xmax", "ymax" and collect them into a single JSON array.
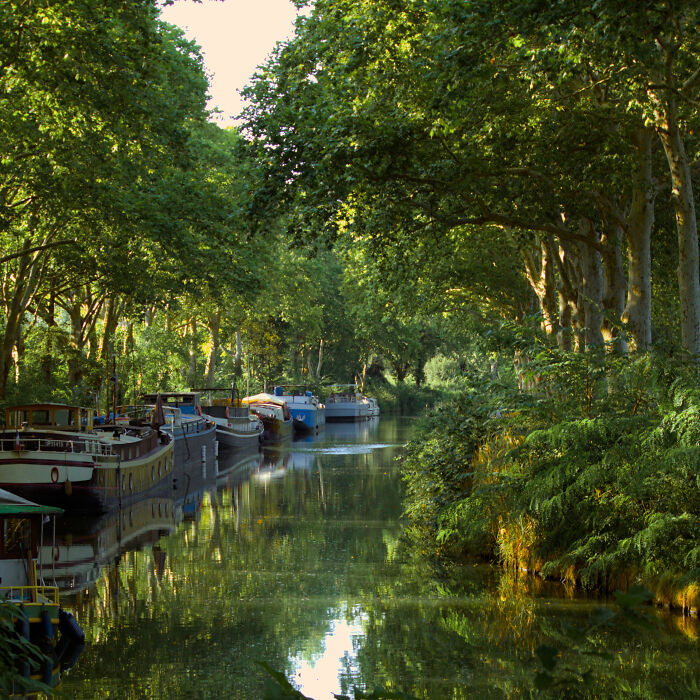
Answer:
[{"xmin": 57, "ymin": 417, "xmax": 698, "ymax": 698}]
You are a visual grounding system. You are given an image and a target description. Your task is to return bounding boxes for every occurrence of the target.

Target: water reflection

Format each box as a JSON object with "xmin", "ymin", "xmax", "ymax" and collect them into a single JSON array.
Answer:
[
  {"xmin": 54, "ymin": 417, "xmax": 698, "ymax": 699},
  {"xmin": 39, "ymin": 496, "xmax": 180, "ymax": 596}
]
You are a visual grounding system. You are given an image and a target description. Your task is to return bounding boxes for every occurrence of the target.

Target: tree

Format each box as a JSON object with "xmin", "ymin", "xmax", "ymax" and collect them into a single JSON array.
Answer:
[
  {"xmin": 244, "ymin": 0, "xmax": 699, "ymax": 357},
  {"xmin": 0, "ymin": 0, "xmax": 210, "ymax": 398}
]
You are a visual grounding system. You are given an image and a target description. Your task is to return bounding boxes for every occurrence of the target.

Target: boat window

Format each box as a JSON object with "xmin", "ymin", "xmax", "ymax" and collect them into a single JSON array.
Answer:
[
  {"xmin": 53, "ymin": 409, "xmax": 74, "ymax": 426},
  {"xmin": 31, "ymin": 409, "xmax": 51, "ymax": 426},
  {"xmin": 1, "ymin": 518, "xmax": 31, "ymax": 558}
]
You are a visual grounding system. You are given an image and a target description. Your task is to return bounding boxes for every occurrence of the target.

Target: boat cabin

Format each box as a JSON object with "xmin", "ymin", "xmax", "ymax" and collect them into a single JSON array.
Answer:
[
  {"xmin": 4, "ymin": 404, "xmax": 94, "ymax": 432},
  {"xmin": 141, "ymin": 393, "xmax": 202, "ymax": 417},
  {"xmin": 243, "ymin": 394, "xmax": 292, "ymax": 421},
  {"xmin": 272, "ymin": 386, "xmax": 319, "ymax": 405},
  {"xmin": 0, "ymin": 489, "xmax": 62, "ymax": 599}
]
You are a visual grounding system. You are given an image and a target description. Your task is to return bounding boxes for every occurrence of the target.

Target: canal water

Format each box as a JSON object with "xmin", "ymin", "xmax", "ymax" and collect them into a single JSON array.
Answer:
[{"xmin": 55, "ymin": 417, "xmax": 698, "ymax": 698}]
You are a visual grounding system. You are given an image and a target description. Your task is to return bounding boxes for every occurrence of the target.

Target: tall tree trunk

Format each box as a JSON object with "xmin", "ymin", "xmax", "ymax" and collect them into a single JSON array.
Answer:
[
  {"xmin": 187, "ymin": 317, "xmax": 197, "ymax": 387},
  {"xmin": 600, "ymin": 223, "xmax": 627, "ymax": 354},
  {"xmin": 553, "ymin": 239, "xmax": 578, "ymax": 351},
  {"xmin": 42, "ymin": 291, "xmax": 56, "ymax": 385},
  {"xmin": 523, "ymin": 237, "xmax": 558, "ymax": 337},
  {"xmin": 316, "ymin": 339, "xmax": 324, "ymax": 380},
  {"xmin": 622, "ymin": 127, "xmax": 654, "ymax": 351},
  {"xmin": 305, "ymin": 347, "xmax": 314, "ymax": 378},
  {"xmin": 68, "ymin": 302, "xmax": 84, "ymax": 385},
  {"xmin": 557, "ymin": 291, "xmax": 573, "ymax": 351},
  {"xmin": 99, "ymin": 298, "xmax": 122, "ymax": 413},
  {"xmin": 62, "ymin": 287, "xmax": 104, "ymax": 386},
  {"xmin": 122, "ymin": 322, "xmax": 134, "ymax": 402},
  {"xmin": 577, "ymin": 218, "xmax": 604, "ymax": 349},
  {"xmin": 233, "ymin": 330, "xmax": 242, "ymax": 376},
  {"xmin": 654, "ymin": 95, "xmax": 700, "ymax": 354},
  {"xmin": 99, "ymin": 298, "xmax": 121, "ymax": 364},
  {"xmin": 0, "ymin": 237, "xmax": 50, "ymax": 399},
  {"xmin": 393, "ymin": 362, "xmax": 408, "ymax": 383},
  {"xmin": 12, "ymin": 326, "xmax": 22, "ymax": 385},
  {"xmin": 204, "ymin": 310, "xmax": 220, "ymax": 387}
]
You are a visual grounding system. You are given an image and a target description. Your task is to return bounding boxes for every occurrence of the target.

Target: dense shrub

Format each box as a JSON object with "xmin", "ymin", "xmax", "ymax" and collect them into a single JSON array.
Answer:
[{"xmin": 401, "ymin": 353, "xmax": 700, "ymax": 609}]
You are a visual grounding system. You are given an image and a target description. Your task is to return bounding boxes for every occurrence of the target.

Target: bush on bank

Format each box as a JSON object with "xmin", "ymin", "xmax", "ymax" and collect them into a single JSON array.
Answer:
[
  {"xmin": 401, "ymin": 351, "xmax": 700, "ymax": 613},
  {"xmin": 365, "ymin": 380, "xmax": 446, "ymax": 415}
]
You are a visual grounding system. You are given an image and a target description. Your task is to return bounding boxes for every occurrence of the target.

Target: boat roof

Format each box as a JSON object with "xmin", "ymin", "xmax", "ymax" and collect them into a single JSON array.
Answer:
[
  {"xmin": 242, "ymin": 393, "xmax": 285, "ymax": 406},
  {"xmin": 142, "ymin": 392, "xmax": 200, "ymax": 401},
  {"xmin": 7, "ymin": 403, "xmax": 92, "ymax": 411},
  {"xmin": 0, "ymin": 488, "xmax": 63, "ymax": 515}
]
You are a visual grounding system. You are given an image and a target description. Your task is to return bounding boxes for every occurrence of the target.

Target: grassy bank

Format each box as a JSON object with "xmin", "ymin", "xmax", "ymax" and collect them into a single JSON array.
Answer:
[{"xmin": 401, "ymin": 352, "xmax": 700, "ymax": 614}]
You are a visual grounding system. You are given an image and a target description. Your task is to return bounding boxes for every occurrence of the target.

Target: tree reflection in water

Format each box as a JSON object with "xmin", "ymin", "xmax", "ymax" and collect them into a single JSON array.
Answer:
[{"xmin": 59, "ymin": 419, "xmax": 699, "ymax": 699}]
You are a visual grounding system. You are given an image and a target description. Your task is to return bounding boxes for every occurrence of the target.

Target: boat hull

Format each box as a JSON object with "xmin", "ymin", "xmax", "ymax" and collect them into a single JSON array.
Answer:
[
  {"xmin": 289, "ymin": 405, "xmax": 326, "ymax": 433},
  {"xmin": 259, "ymin": 416, "xmax": 293, "ymax": 443},
  {"xmin": 0, "ymin": 440, "xmax": 175, "ymax": 514},
  {"xmin": 216, "ymin": 427, "xmax": 262, "ymax": 449},
  {"xmin": 162, "ymin": 417, "xmax": 217, "ymax": 467},
  {"xmin": 325, "ymin": 402, "xmax": 370, "ymax": 421}
]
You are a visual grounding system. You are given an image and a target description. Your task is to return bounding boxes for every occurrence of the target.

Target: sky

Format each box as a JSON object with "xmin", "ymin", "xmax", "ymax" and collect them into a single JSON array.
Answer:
[{"xmin": 159, "ymin": 0, "xmax": 302, "ymax": 123}]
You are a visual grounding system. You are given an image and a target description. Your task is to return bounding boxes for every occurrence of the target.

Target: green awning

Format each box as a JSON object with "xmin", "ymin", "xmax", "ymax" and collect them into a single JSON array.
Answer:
[
  {"xmin": 0, "ymin": 488, "xmax": 63, "ymax": 515},
  {"xmin": 0, "ymin": 504, "xmax": 63, "ymax": 515}
]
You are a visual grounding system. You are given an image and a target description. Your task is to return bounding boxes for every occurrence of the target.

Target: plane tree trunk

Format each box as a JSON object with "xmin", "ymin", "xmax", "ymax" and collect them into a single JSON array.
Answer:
[{"xmin": 622, "ymin": 127, "xmax": 655, "ymax": 351}]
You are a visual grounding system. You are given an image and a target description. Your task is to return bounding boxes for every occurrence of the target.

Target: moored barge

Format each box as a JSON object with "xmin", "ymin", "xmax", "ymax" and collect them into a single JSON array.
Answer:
[{"xmin": 0, "ymin": 404, "xmax": 174, "ymax": 513}]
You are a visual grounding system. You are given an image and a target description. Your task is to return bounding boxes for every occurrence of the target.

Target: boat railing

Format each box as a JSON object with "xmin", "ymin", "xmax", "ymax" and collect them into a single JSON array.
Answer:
[
  {"xmin": 327, "ymin": 393, "xmax": 358, "ymax": 403},
  {"xmin": 168, "ymin": 414, "xmax": 212, "ymax": 435},
  {"xmin": 0, "ymin": 584, "xmax": 59, "ymax": 605},
  {"xmin": 227, "ymin": 416, "xmax": 261, "ymax": 433},
  {"xmin": 84, "ymin": 439, "xmax": 117, "ymax": 456},
  {"xmin": 1, "ymin": 435, "xmax": 114, "ymax": 456}
]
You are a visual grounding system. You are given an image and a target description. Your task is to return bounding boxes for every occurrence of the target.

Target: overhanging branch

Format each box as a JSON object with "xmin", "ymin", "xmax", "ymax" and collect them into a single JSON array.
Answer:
[{"xmin": 0, "ymin": 240, "xmax": 75, "ymax": 265}]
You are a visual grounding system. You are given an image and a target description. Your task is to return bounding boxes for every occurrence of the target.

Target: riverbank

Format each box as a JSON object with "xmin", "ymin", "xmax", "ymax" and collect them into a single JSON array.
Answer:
[{"xmin": 401, "ymin": 353, "xmax": 700, "ymax": 616}]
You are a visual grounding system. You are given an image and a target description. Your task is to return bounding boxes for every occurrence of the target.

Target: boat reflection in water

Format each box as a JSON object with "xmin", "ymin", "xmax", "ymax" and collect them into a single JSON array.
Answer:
[
  {"xmin": 37, "ymin": 495, "xmax": 181, "ymax": 597},
  {"xmin": 250, "ymin": 448, "xmax": 317, "ymax": 483},
  {"xmin": 321, "ymin": 416, "xmax": 380, "ymax": 443},
  {"xmin": 216, "ymin": 447, "xmax": 264, "ymax": 487},
  {"xmin": 38, "ymin": 445, "xmax": 265, "ymax": 598}
]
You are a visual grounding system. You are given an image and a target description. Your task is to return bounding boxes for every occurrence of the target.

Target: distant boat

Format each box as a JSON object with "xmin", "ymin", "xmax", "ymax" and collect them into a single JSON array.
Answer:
[
  {"xmin": 241, "ymin": 393, "xmax": 293, "ymax": 443},
  {"xmin": 202, "ymin": 403, "xmax": 264, "ymax": 449},
  {"xmin": 0, "ymin": 403, "xmax": 174, "ymax": 513},
  {"xmin": 0, "ymin": 489, "xmax": 84, "ymax": 686},
  {"xmin": 325, "ymin": 386, "xmax": 371, "ymax": 422},
  {"xmin": 271, "ymin": 386, "xmax": 326, "ymax": 433}
]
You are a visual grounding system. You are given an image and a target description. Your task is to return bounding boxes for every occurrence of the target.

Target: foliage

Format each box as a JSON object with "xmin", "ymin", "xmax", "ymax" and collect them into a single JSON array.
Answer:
[
  {"xmin": 0, "ymin": 602, "xmax": 53, "ymax": 696},
  {"xmin": 360, "ymin": 380, "xmax": 445, "ymax": 416},
  {"xmin": 402, "ymin": 352, "xmax": 700, "ymax": 601}
]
